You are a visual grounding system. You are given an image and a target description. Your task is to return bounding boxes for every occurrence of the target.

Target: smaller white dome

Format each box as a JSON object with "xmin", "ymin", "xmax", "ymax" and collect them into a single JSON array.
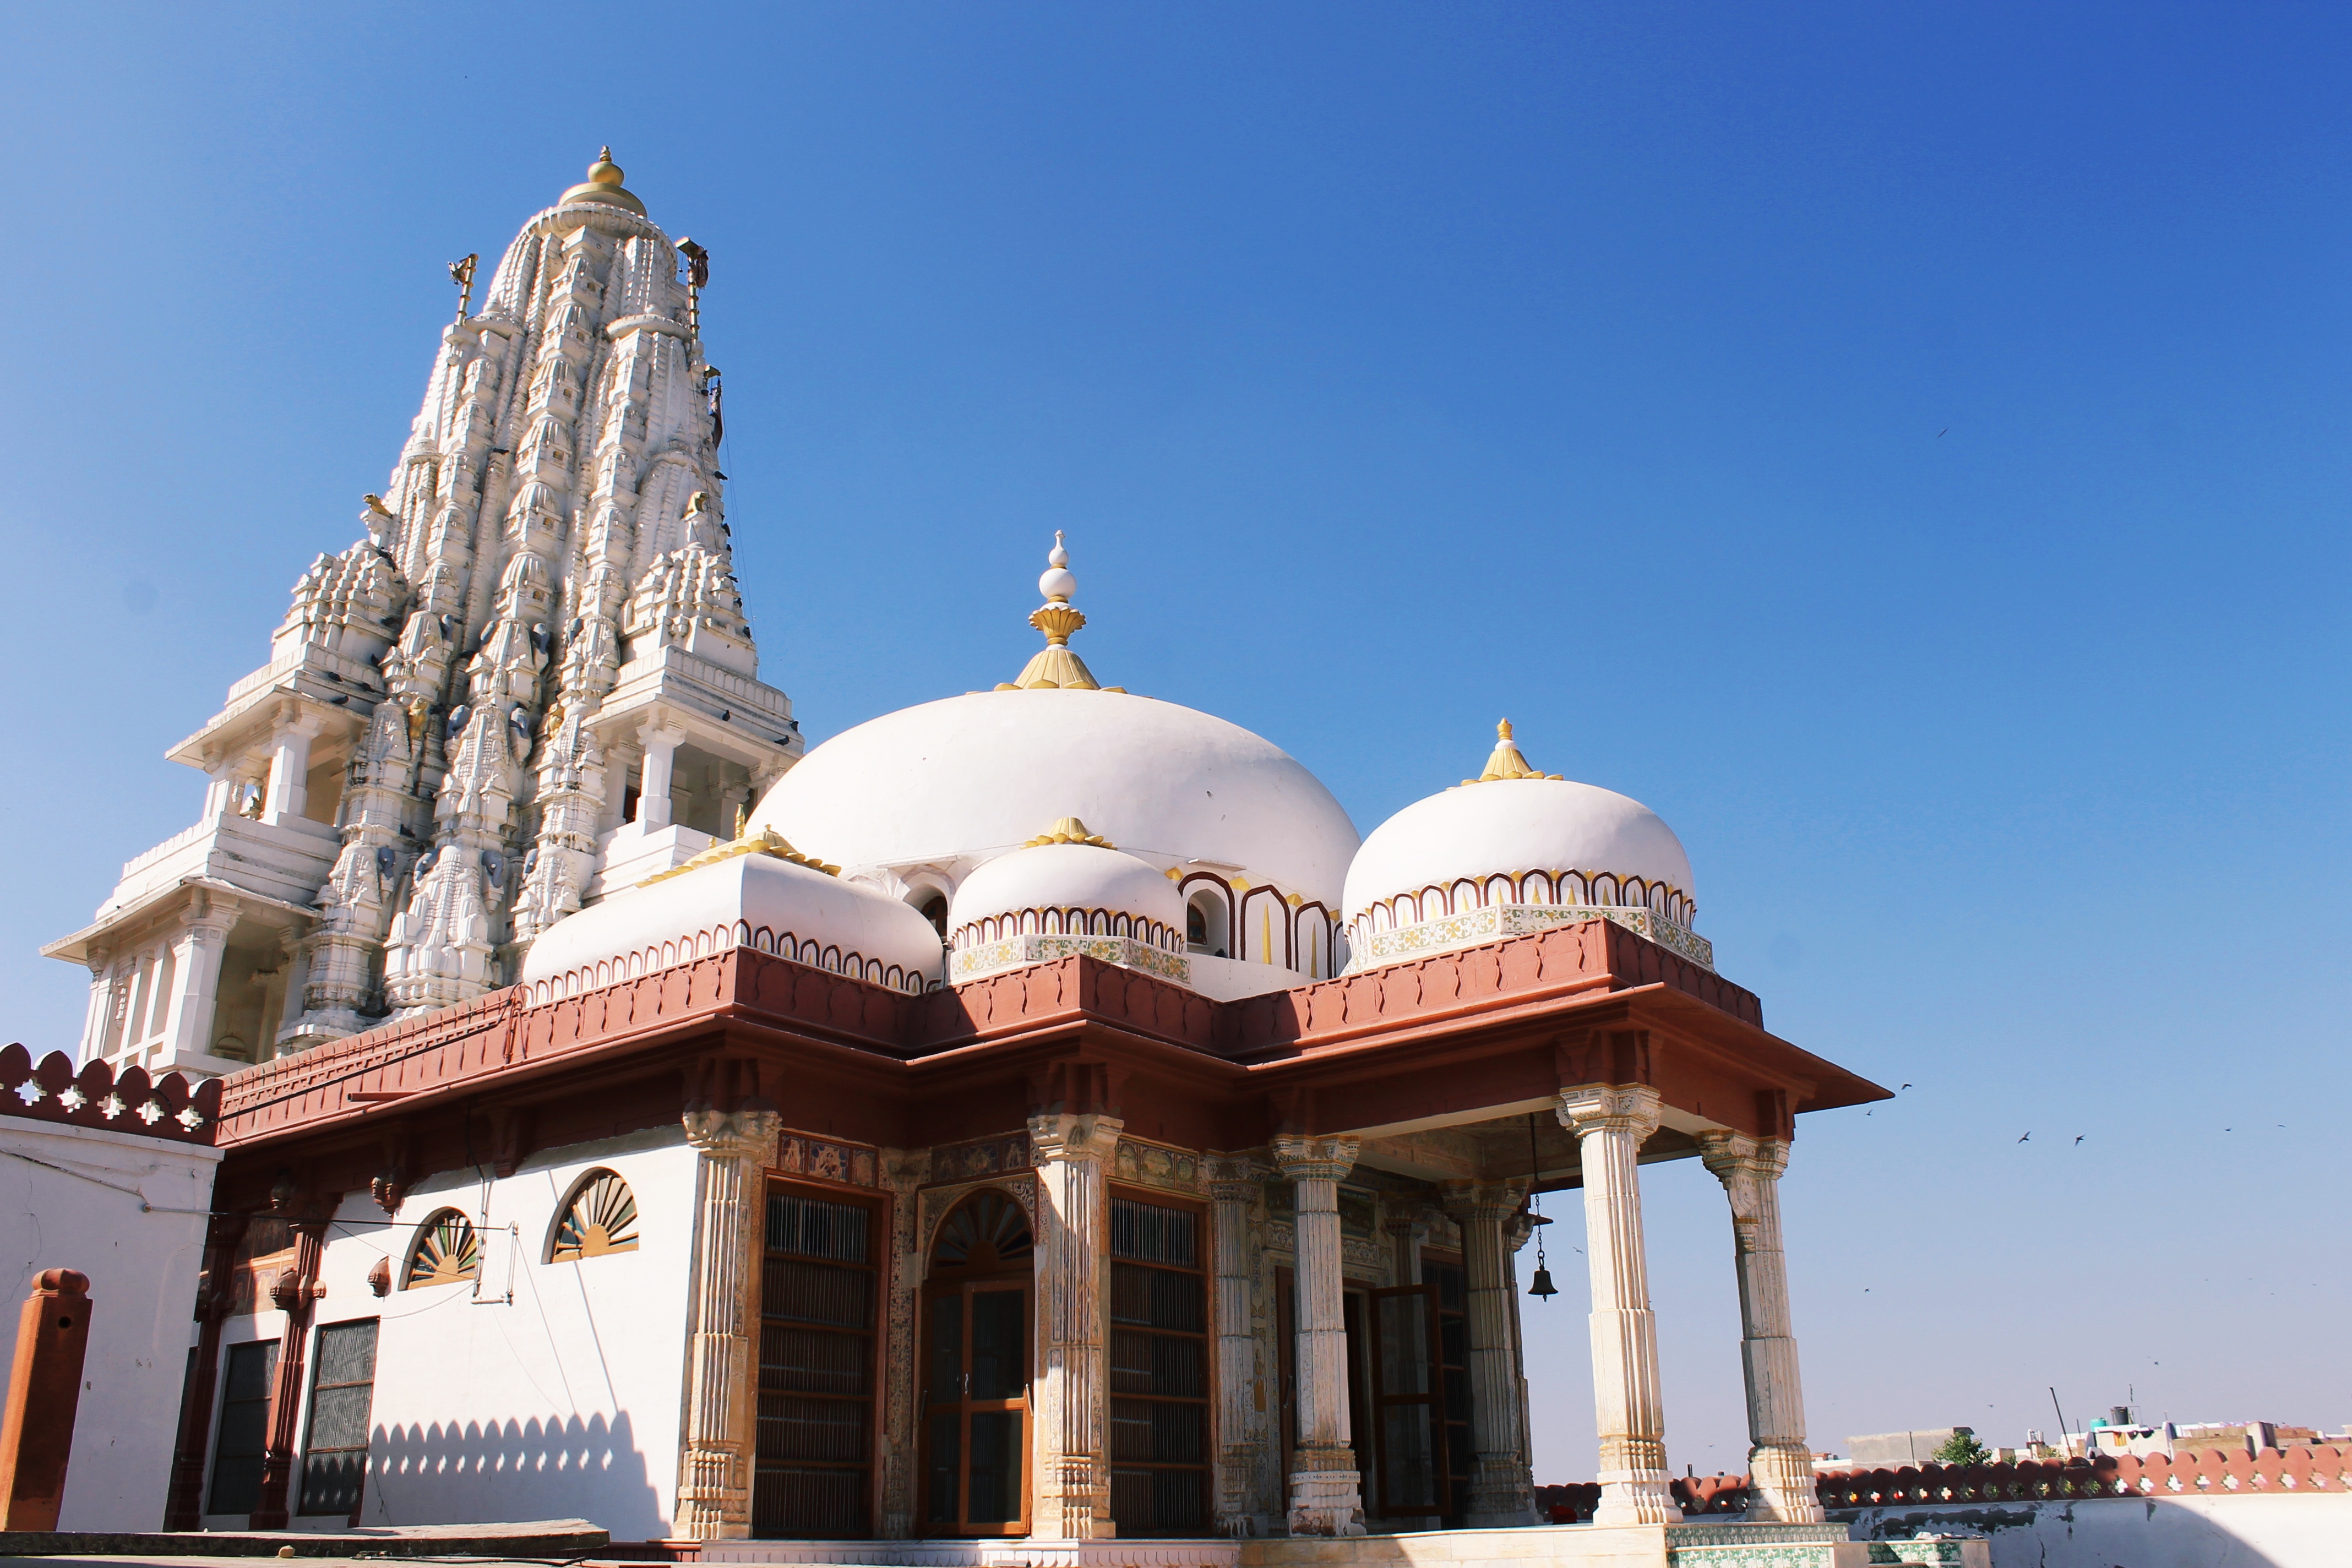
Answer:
[
  {"xmin": 1344, "ymin": 776, "xmax": 1696, "ymax": 927},
  {"xmin": 522, "ymin": 842, "xmax": 945, "ymax": 998},
  {"xmin": 1341, "ymin": 723, "xmax": 1711, "ymax": 973},
  {"xmin": 948, "ymin": 836, "xmax": 1185, "ymax": 952}
]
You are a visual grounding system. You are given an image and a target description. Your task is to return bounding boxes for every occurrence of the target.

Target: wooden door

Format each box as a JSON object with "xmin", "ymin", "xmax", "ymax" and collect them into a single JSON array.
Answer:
[
  {"xmin": 1368, "ymin": 1283, "xmax": 1446, "ymax": 1522},
  {"xmin": 920, "ymin": 1278, "xmax": 1031, "ymax": 1535}
]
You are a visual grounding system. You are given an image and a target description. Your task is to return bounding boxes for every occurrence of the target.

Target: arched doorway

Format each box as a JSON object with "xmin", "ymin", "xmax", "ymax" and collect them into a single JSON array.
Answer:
[{"xmin": 920, "ymin": 1189, "xmax": 1033, "ymax": 1536}]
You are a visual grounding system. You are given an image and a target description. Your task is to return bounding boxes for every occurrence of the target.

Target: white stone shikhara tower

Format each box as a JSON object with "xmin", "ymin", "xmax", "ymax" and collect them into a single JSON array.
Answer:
[{"xmin": 46, "ymin": 152, "xmax": 801, "ymax": 1075}]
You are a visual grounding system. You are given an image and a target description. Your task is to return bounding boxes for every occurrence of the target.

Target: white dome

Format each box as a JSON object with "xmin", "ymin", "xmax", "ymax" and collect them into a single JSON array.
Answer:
[
  {"xmin": 1344, "ymin": 777, "xmax": 1697, "ymax": 928},
  {"xmin": 948, "ymin": 840, "xmax": 1185, "ymax": 951},
  {"xmin": 750, "ymin": 690, "xmax": 1360, "ymax": 907},
  {"xmin": 520, "ymin": 846, "xmax": 945, "ymax": 997}
]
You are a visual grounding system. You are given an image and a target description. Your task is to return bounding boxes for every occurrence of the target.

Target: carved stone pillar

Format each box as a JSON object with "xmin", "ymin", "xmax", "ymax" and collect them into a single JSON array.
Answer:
[
  {"xmin": 160, "ymin": 896, "xmax": 239, "ymax": 1062},
  {"xmin": 879, "ymin": 1149, "xmax": 929, "ymax": 1538},
  {"xmin": 1029, "ymin": 1111, "xmax": 1121, "ymax": 1540},
  {"xmin": 164, "ymin": 1212, "xmax": 249, "ymax": 1529},
  {"xmin": 263, "ymin": 714, "xmax": 324, "ymax": 825},
  {"xmin": 676, "ymin": 1107, "xmax": 778, "ymax": 1540},
  {"xmin": 1271, "ymin": 1134, "xmax": 1363, "ymax": 1537},
  {"xmin": 1441, "ymin": 1180, "xmax": 1537, "ymax": 1528},
  {"xmin": 1556, "ymin": 1086, "xmax": 1680, "ymax": 1526},
  {"xmin": 1695, "ymin": 1131, "xmax": 1824, "ymax": 1523},
  {"xmin": 636, "ymin": 722, "xmax": 687, "ymax": 827},
  {"xmin": 249, "ymin": 1213, "xmax": 332, "ymax": 1529},
  {"xmin": 1208, "ymin": 1156, "xmax": 1268, "ymax": 1537}
]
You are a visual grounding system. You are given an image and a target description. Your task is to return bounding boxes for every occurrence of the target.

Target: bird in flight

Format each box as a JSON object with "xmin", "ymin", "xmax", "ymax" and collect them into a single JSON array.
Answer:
[
  {"xmin": 1937, "ymin": 429, "xmax": 1948, "ymax": 438},
  {"xmin": 1901, "ymin": 1083, "xmax": 1913, "ymax": 1091},
  {"xmin": 2018, "ymin": 1132, "xmax": 2031, "ymax": 1142},
  {"xmin": 2075, "ymin": 1136, "xmax": 2085, "ymax": 1145}
]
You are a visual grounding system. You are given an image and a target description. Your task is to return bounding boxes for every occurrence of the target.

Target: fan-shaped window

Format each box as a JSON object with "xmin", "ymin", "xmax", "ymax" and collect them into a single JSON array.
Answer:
[
  {"xmin": 404, "ymin": 1209, "xmax": 480, "ymax": 1289},
  {"xmin": 932, "ymin": 1190, "xmax": 1033, "ymax": 1272},
  {"xmin": 548, "ymin": 1169, "xmax": 641, "ymax": 1262}
]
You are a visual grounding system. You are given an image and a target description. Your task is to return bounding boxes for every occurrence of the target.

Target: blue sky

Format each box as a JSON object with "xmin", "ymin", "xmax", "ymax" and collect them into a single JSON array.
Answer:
[{"xmin": 3, "ymin": 3, "xmax": 2346, "ymax": 1478}]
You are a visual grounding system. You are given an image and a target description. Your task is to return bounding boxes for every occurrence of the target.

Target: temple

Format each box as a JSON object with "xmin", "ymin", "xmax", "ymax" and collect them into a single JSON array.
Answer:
[{"xmin": 49, "ymin": 156, "xmax": 1897, "ymax": 1568}]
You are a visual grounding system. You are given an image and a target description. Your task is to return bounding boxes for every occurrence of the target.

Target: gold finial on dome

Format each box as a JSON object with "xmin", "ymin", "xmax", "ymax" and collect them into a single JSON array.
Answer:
[
  {"xmin": 997, "ymin": 531, "xmax": 1106, "ymax": 692},
  {"xmin": 1024, "ymin": 815, "xmax": 1115, "ymax": 848},
  {"xmin": 1465, "ymin": 718, "xmax": 1565, "ymax": 785},
  {"xmin": 559, "ymin": 146, "xmax": 648, "ymax": 216}
]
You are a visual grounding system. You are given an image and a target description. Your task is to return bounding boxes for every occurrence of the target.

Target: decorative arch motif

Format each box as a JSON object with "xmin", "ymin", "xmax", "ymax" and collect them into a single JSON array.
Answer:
[
  {"xmin": 547, "ymin": 1169, "xmax": 641, "ymax": 1262},
  {"xmin": 929, "ymin": 1187, "xmax": 1034, "ymax": 1271},
  {"xmin": 404, "ymin": 1208, "xmax": 480, "ymax": 1289}
]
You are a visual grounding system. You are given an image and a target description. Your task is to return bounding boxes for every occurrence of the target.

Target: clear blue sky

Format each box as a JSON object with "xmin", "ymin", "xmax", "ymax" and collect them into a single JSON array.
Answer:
[{"xmin": 4, "ymin": 3, "xmax": 2346, "ymax": 1478}]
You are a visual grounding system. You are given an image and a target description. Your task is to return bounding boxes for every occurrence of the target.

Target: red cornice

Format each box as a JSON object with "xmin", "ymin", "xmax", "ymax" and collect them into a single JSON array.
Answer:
[{"xmin": 211, "ymin": 919, "xmax": 1889, "ymax": 1178}]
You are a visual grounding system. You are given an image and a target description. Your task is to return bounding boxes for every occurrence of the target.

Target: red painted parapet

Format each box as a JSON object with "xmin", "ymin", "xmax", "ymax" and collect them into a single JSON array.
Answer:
[
  {"xmin": 0, "ymin": 1269, "xmax": 95, "ymax": 1529},
  {"xmin": 1816, "ymin": 1446, "xmax": 2352, "ymax": 1504},
  {"xmin": 1547, "ymin": 1446, "xmax": 2352, "ymax": 1517},
  {"xmin": 0, "ymin": 1044, "xmax": 219, "ymax": 1145}
]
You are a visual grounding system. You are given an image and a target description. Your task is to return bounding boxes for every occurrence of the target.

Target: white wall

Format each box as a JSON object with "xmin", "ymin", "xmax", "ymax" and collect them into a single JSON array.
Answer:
[
  {"xmin": 194, "ymin": 1126, "xmax": 696, "ymax": 1540},
  {"xmin": 1842, "ymin": 1493, "xmax": 2352, "ymax": 1568},
  {"xmin": 0, "ymin": 1121, "xmax": 217, "ymax": 1529}
]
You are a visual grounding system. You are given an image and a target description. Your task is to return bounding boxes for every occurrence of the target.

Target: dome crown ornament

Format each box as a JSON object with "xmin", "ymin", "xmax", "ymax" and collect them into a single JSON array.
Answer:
[
  {"xmin": 1024, "ymin": 815, "xmax": 1114, "ymax": 848},
  {"xmin": 1466, "ymin": 718, "xmax": 1564, "ymax": 786},
  {"xmin": 559, "ymin": 146, "xmax": 647, "ymax": 216},
  {"xmin": 1000, "ymin": 532, "xmax": 1113, "ymax": 692}
]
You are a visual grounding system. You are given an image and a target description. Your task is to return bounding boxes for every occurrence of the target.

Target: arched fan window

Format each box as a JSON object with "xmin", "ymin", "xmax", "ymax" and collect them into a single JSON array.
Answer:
[
  {"xmin": 404, "ymin": 1208, "xmax": 480, "ymax": 1289},
  {"xmin": 548, "ymin": 1169, "xmax": 641, "ymax": 1262},
  {"xmin": 931, "ymin": 1189, "xmax": 1033, "ymax": 1272}
]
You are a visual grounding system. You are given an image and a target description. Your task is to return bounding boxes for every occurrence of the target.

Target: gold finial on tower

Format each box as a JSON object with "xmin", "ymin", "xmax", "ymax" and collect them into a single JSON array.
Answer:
[
  {"xmin": 1466, "ymin": 718, "xmax": 1565, "ymax": 785},
  {"xmin": 559, "ymin": 146, "xmax": 648, "ymax": 216},
  {"xmin": 998, "ymin": 531, "xmax": 1104, "ymax": 691}
]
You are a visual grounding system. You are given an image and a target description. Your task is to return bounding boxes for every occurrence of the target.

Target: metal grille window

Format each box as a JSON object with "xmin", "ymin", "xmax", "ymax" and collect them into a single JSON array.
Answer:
[
  {"xmin": 206, "ymin": 1338, "xmax": 277, "ymax": 1516},
  {"xmin": 755, "ymin": 1189, "xmax": 879, "ymax": 1538},
  {"xmin": 1108, "ymin": 1193, "xmax": 1209, "ymax": 1535},
  {"xmin": 297, "ymin": 1320, "xmax": 379, "ymax": 1518}
]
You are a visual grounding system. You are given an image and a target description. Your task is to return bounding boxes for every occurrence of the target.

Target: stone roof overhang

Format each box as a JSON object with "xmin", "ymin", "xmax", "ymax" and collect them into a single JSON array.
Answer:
[{"xmin": 203, "ymin": 918, "xmax": 1888, "ymax": 1212}]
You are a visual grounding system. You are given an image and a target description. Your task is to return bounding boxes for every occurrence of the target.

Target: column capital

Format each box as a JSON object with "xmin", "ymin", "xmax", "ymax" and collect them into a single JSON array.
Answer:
[
  {"xmin": 182, "ymin": 889, "xmax": 242, "ymax": 941},
  {"xmin": 1439, "ymin": 1178, "xmax": 1528, "ymax": 1222},
  {"xmin": 1271, "ymin": 1133, "xmax": 1359, "ymax": 1183},
  {"xmin": 638, "ymin": 718, "xmax": 689, "ymax": 750},
  {"xmin": 274, "ymin": 703, "xmax": 328, "ymax": 740},
  {"xmin": 1028, "ymin": 1110, "xmax": 1123, "ymax": 1163},
  {"xmin": 683, "ymin": 1106, "xmax": 779, "ymax": 1161},
  {"xmin": 1206, "ymin": 1152, "xmax": 1268, "ymax": 1200},
  {"xmin": 1556, "ymin": 1083, "xmax": 1662, "ymax": 1142},
  {"xmin": 1694, "ymin": 1129, "xmax": 1788, "ymax": 1184}
]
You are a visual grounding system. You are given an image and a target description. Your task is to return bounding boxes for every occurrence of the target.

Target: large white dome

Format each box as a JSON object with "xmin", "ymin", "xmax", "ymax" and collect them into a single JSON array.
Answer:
[{"xmin": 750, "ymin": 689, "xmax": 1360, "ymax": 908}]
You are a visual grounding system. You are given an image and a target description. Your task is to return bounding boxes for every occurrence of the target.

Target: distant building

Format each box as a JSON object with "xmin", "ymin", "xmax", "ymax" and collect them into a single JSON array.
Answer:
[{"xmin": 1843, "ymin": 1429, "xmax": 1972, "ymax": 1468}]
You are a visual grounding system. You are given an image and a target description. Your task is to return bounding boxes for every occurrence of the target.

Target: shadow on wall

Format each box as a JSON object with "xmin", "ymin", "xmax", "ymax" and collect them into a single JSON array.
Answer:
[
  {"xmin": 1845, "ymin": 1498, "xmax": 2309, "ymax": 1568},
  {"xmin": 367, "ymin": 1411, "xmax": 662, "ymax": 1539}
]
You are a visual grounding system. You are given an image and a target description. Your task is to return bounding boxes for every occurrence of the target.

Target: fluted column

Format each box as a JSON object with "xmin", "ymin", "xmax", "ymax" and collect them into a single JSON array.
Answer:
[
  {"xmin": 262, "ymin": 714, "xmax": 324, "ymax": 825},
  {"xmin": 1030, "ymin": 1111, "xmax": 1121, "ymax": 1540},
  {"xmin": 1271, "ymin": 1134, "xmax": 1364, "ymax": 1537},
  {"xmin": 1442, "ymin": 1180, "xmax": 1537, "ymax": 1527},
  {"xmin": 1208, "ymin": 1156, "xmax": 1269, "ymax": 1537},
  {"xmin": 676, "ymin": 1107, "xmax": 778, "ymax": 1539},
  {"xmin": 1556, "ymin": 1086, "xmax": 1680, "ymax": 1526},
  {"xmin": 159, "ymin": 896, "xmax": 239, "ymax": 1061},
  {"xmin": 636, "ymin": 722, "xmax": 687, "ymax": 827},
  {"xmin": 1695, "ymin": 1132, "xmax": 1823, "ymax": 1523}
]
